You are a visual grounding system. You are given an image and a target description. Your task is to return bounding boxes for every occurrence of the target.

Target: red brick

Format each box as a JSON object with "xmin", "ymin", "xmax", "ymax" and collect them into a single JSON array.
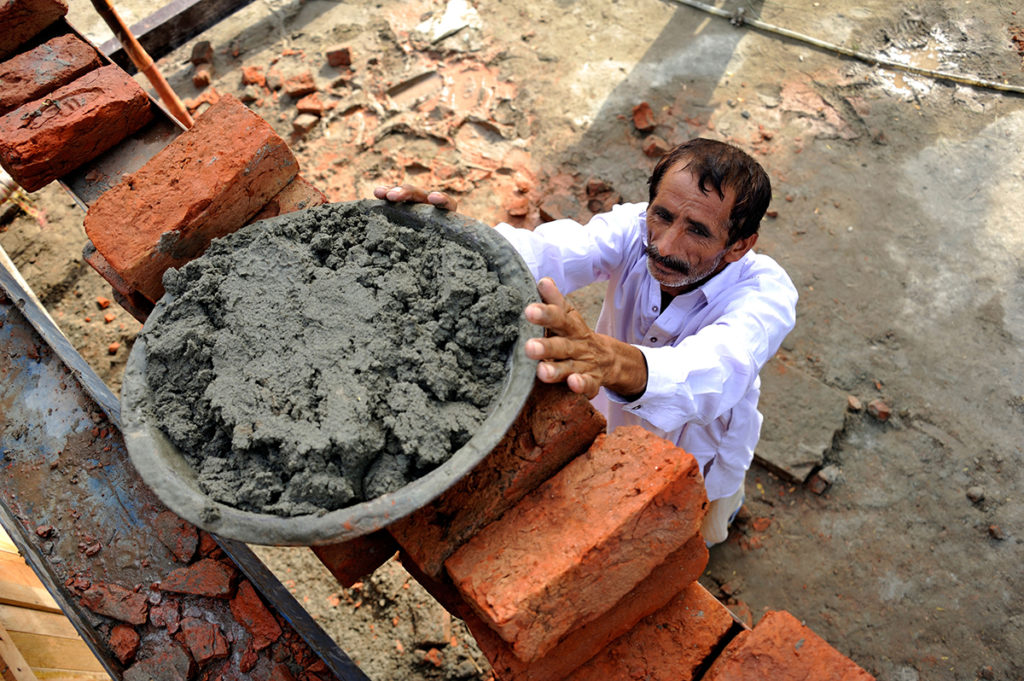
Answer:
[
  {"xmin": 109, "ymin": 623, "xmax": 141, "ymax": 664},
  {"xmin": 311, "ymin": 530, "xmax": 398, "ymax": 588},
  {"xmin": 445, "ymin": 426, "xmax": 707, "ymax": 662},
  {"xmin": 241, "ymin": 65, "xmax": 265, "ymax": 87},
  {"xmin": 153, "ymin": 510, "xmax": 199, "ymax": 563},
  {"xmin": 250, "ymin": 174, "xmax": 327, "ymax": 222},
  {"xmin": 123, "ymin": 643, "xmax": 194, "ymax": 681},
  {"xmin": 150, "ymin": 600, "xmax": 181, "ymax": 633},
  {"xmin": 0, "ymin": 33, "xmax": 101, "ymax": 115},
  {"xmin": 632, "ymin": 101, "xmax": 656, "ymax": 132},
  {"xmin": 179, "ymin": 617, "xmax": 230, "ymax": 664},
  {"xmin": 159, "ymin": 557, "xmax": 236, "ymax": 599},
  {"xmin": 470, "ymin": 534, "xmax": 710, "ymax": 681},
  {"xmin": 642, "ymin": 134, "xmax": 670, "ymax": 158},
  {"xmin": 84, "ymin": 94, "xmax": 298, "ymax": 302},
  {"xmin": 562, "ymin": 582, "xmax": 733, "ymax": 681},
  {"xmin": 283, "ymin": 71, "xmax": 316, "ymax": 98},
  {"xmin": 538, "ymin": 190, "xmax": 580, "ymax": 222},
  {"xmin": 703, "ymin": 610, "xmax": 876, "ymax": 681},
  {"xmin": 0, "ymin": 65, "xmax": 152, "ymax": 191},
  {"xmin": 390, "ymin": 381, "xmax": 605, "ymax": 579},
  {"xmin": 867, "ymin": 399, "xmax": 891, "ymax": 421},
  {"xmin": 230, "ymin": 580, "xmax": 283, "ymax": 650},
  {"xmin": 325, "ymin": 46, "xmax": 351, "ymax": 68},
  {"xmin": 0, "ymin": 0, "xmax": 68, "ymax": 58},
  {"xmin": 80, "ymin": 582, "xmax": 149, "ymax": 625}
]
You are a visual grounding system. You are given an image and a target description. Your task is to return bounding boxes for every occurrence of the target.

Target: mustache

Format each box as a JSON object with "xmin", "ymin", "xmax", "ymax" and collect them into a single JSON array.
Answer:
[{"xmin": 645, "ymin": 243, "xmax": 690, "ymax": 275}]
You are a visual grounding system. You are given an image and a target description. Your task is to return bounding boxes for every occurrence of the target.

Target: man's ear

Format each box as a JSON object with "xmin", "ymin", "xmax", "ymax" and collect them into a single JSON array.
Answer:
[{"xmin": 724, "ymin": 232, "xmax": 758, "ymax": 264}]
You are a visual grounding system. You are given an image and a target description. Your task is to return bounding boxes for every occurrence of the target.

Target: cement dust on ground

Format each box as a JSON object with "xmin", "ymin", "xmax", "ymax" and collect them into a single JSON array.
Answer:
[{"xmin": 2, "ymin": 0, "xmax": 1023, "ymax": 680}]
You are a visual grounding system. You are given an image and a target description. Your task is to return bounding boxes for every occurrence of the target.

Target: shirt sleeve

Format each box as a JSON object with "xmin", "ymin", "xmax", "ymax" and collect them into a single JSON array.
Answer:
[
  {"xmin": 613, "ymin": 266, "xmax": 798, "ymax": 433},
  {"xmin": 494, "ymin": 203, "xmax": 646, "ymax": 294}
]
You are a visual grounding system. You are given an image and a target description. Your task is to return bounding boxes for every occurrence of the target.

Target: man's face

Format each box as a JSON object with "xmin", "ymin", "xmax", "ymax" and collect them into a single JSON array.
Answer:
[{"xmin": 645, "ymin": 165, "xmax": 745, "ymax": 295}]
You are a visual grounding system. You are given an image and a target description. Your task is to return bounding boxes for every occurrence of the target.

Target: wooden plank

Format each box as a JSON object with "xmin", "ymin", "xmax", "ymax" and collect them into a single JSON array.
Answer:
[
  {"xmin": 0, "ymin": 606, "xmax": 78, "ymax": 640},
  {"xmin": 32, "ymin": 670, "xmax": 109, "ymax": 681},
  {"xmin": 0, "ymin": 620, "xmax": 38, "ymax": 681},
  {"xmin": 0, "ymin": 553, "xmax": 45, "ymax": 591},
  {"xmin": 6, "ymin": 634, "xmax": 104, "ymax": 675},
  {"xmin": 0, "ymin": 582, "xmax": 59, "ymax": 615},
  {"xmin": 0, "ymin": 529, "xmax": 17, "ymax": 555},
  {"xmin": 99, "ymin": 0, "xmax": 258, "ymax": 72}
]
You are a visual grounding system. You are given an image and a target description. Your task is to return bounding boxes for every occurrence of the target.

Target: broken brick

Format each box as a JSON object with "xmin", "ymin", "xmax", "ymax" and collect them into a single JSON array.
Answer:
[
  {"xmin": 241, "ymin": 65, "xmax": 266, "ymax": 87},
  {"xmin": 390, "ymin": 381, "xmax": 606, "ymax": 579},
  {"xmin": 159, "ymin": 557, "xmax": 236, "ymax": 599},
  {"xmin": 867, "ymin": 399, "xmax": 891, "ymax": 421},
  {"xmin": 538, "ymin": 190, "xmax": 581, "ymax": 223},
  {"xmin": 325, "ymin": 46, "xmax": 352, "ymax": 68},
  {"xmin": 84, "ymin": 94, "xmax": 298, "ymax": 302},
  {"xmin": 107, "ymin": 342, "xmax": 120, "ymax": 355},
  {"xmin": 230, "ymin": 581, "xmax": 283, "ymax": 650},
  {"xmin": 312, "ymin": 530, "xmax": 398, "ymax": 588},
  {"xmin": 473, "ymin": 534, "xmax": 710, "ymax": 681},
  {"xmin": 192, "ymin": 63, "xmax": 213, "ymax": 88},
  {"xmin": 153, "ymin": 510, "xmax": 199, "ymax": 563},
  {"xmin": 250, "ymin": 174, "xmax": 327, "ymax": 222},
  {"xmin": 189, "ymin": 41, "xmax": 213, "ymax": 65},
  {"xmin": 81, "ymin": 582, "xmax": 149, "ymax": 625},
  {"xmin": 446, "ymin": 425, "xmax": 708, "ymax": 662},
  {"xmin": 0, "ymin": 65, "xmax": 153, "ymax": 192},
  {"xmin": 563, "ymin": 582, "xmax": 734, "ymax": 681},
  {"xmin": 0, "ymin": 33, "xmax": 102, "ymax": 115},
  {"xmin": 96, "ymin": 296, "xmax": 111, "ymax": 309},
  {"xmin": 123, "ymin": 643, "xmax": 194, "ymax": 681},
  {"xmin": 179, "ymin": 617, "xmax": 230, "ymax": 664},
  {"xmin": 109, "ymin": 623, "xmax": 141, "ymax": 664},
  {"xmin": 703, "ymin": 610, "xmax": 875, "ymax": 681},
  {"xmin": 631, "ymin": 101, "xmax": 656, "ymax": 132},
  {"xmin": 643, "ymin": 134, "xmax": 670, "ymax": 158},
  {"xmin": 0, "ymin": 0, "xmax": 68, "ymax": 59},
  {"xmin": 283, "ymin": 71, "xmax": 316, "ymax": 98},
  {"xmin": 295, "ymin": 93, "xmax": 329, "ymax": 116},
  {"xmin": 150, "ymin": 600, "xmax": 181, "ymax": 633},
  {"xmin": 292, "ymin": 112, "xmax": 319, "ymax": 134}
]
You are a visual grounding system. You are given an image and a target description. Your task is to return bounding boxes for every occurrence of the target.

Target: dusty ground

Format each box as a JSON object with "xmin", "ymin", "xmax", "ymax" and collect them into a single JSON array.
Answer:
[{"xmin": 2, "ymin": 0, "xmax": 1023, "ymax": 680}]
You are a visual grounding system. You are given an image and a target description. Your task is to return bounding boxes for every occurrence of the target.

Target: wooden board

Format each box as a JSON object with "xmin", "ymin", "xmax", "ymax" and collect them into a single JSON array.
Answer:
[
  {"xmin": 0, "ymin": 606, "xmax": 80, "ymax": 641},
  {"xmin": 5, "ymin": 634, "xmax": 104, "ymax": 675},
  {"xmin": 0, "ymin": 619, "xmax": 38, "ymax": 681}
]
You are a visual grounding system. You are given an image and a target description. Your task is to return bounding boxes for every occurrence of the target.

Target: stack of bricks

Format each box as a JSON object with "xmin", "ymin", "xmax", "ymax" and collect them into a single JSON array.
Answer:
[{"xmin": 319, "ymin": 381, "xmax": 876, "ymax": 680}]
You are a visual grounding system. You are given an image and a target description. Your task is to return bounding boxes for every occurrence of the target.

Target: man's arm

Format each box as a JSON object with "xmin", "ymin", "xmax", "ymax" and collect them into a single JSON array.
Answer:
[{"xmin": 525, "ymin": 277, "xmax": 647, "ymax": 399}]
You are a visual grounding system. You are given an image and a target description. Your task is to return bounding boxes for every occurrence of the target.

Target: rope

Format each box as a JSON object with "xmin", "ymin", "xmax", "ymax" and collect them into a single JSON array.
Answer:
[{"xmin": 667, "ymin": 0, "xmax": 1024, "ymax": 96}]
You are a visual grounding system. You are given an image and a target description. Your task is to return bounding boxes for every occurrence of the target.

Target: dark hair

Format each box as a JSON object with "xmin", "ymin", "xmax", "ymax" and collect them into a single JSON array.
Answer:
[{"xmin": 647, "ymin": 138, "xmax": 771, "ymax": 244}]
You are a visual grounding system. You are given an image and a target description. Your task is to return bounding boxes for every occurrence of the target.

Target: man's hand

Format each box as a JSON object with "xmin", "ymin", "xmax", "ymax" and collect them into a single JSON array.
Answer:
[
  {"xmin": 524, "ymin": 278, "xmax": 648, "ymax": 399},
  {"xmin": 373, "ymin": 184, "xmax": 458, "ymax": 211}
]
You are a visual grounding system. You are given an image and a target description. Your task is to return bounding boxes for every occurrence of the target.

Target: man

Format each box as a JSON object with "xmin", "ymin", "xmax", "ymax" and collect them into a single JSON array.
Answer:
[{"xmin": 375, "ymin": 138, "xmax": 797, "ymax": 544}]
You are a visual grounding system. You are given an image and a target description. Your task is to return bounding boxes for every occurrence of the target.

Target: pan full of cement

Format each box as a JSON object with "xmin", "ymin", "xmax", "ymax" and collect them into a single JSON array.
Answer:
[{"xmin": 120, "ymin": 200, "xmax": 540, "ymax": 545}]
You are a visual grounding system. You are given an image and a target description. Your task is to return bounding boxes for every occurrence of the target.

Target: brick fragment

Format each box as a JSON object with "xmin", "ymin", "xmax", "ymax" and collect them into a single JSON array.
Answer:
[
  {"xmin": 83, "ymin": 94, "xmax": 298, "ymax": 302},
  {"xmin": 312, "ymin": 530, "xmax": 398, "ymax": 588},
  {"xmin": 109, "ymin": 623, "xmax": 141, "ymax": 664},
  {"xmin": 0, "ymin": 33, "xmax": 101, "ymax": 115},
  {"xmin": 703, "ymin": 610, "xmax": 876, "ymax": 681},
  {"xmin": 0, "ymin": 65, "xmax": 152, "ymax": 191},
  {"xmin": 472, "ymin": 534, "xmax": 710, "ymax": 681},
  {"xmin": 81, "ymin": 582, "xmax": 149, "ymax": 625},
  {"xmin": 292, "ymin": 112, "xmax": 319, "ymax": 134},
  {"xmin": 241, "ymin": 65, "xmax": 265, "ymax": 87},
  {"xmin": 538, "ymin": 190, "xmax": 580, "ymax": 222},
  {"xmin": 390, "ymin": 381, "xmax": 605, "ymax": 579},
  {"xmin": 643, "ymin": 134, "xmax": 670, "ymax": 158},
  {"xmin": 123, "ymin": 642, "xmax": 194, "ymax": 681},
  {"xmin": 230, "ymin": 581, "xmax": 283, "ymax": 650},
  {"xmin": 192, "ymin": 63, "xmax": 213, "ymax": 88},
  {"xmin": 250, "ymin": 174, "xmax": 327, "ymax": 222},
  {"xmin": 150, "ymin": 600, "xmax": 181, "ymax": 633},
  {"xmin": 867, "ymin": 399, "xmax": 890, "ymax": 421},
  {"xmin": 296, "ymin": 92, "xmax": 329, "ymax": 116},
  {"xmin": 0, "ymin": 0, "xmax": 68, "ymax": 58},
  {"xmin": 159, "ymin": 557, "xmax": 236, "ymax": 599},
  {"xmin": 632, "ymin": 101, "xmax": 656, "ymax": 132},
  {"xmin": 179, "ymin": 617, "xmax": 230, "ymax": 664},
  {"xmin": 283, "ymin": 71, "xmax": 316, "ymax": 98},
  {"xmin": 446, "ymin": 425, "xmax": 708, "ymax": 662},
  {"xmin": 153, "ymin": 510, "xmax": 199, "ymax": 563},
  {"xmin": 325, "ymin": 46, "xmax": 352, "ymax": 67},
  {"xmin": 564, "ymin": 582, "xmax": 735, "ymax": 681}
]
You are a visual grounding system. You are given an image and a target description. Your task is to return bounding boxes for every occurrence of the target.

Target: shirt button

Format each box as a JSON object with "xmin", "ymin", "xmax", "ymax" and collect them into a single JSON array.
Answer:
[
  {"xmin": 650, "ymin": 337, "xmax": 657, "ymax": 343},
  {"xmin": 652, "ymin": 306, "xmax": 658, "ymax": 312},
  {"xmin": 632, "ymin": 404, "xmax": 642, "ymax": 410}
]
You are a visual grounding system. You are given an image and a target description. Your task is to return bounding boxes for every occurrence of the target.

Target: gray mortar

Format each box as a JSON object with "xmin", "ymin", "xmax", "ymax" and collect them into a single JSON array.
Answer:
[{"xmin": 141, "ymin": 202, "xmax": 523, "ymax": 517}]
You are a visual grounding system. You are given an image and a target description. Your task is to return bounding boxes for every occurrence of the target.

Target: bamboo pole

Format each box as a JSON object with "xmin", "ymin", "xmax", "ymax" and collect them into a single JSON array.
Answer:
[{"xmin": 89, "ymin": 0, "xmax": 195, "ymax": 128}]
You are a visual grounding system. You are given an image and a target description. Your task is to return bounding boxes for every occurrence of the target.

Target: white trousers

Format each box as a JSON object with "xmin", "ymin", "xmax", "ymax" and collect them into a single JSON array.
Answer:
[{"xmin": 701, "ymin": 482, "xmax": 745, "ymax": 546}]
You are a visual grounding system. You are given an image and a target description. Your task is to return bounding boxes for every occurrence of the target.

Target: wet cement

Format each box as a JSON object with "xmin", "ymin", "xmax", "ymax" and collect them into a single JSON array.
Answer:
[{"xmin": 142, "ymin": 203, "xmax": 523, "ymax": 517}]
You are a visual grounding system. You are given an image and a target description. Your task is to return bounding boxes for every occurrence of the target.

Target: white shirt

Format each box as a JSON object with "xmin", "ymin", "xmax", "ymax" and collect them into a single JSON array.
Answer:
[{"xmin": 495, "ymin": 203, "xmax": 798, "ymax": 501}]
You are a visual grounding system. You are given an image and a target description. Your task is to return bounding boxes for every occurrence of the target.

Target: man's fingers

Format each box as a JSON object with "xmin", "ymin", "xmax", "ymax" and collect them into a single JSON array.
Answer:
[
  {"xmin": 373, "ymin": 185, "xmax": 457, "ymax": 211},
  {"xmin": 536, "ymin": 277, "xmax": 567, "ymax": 307}
]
